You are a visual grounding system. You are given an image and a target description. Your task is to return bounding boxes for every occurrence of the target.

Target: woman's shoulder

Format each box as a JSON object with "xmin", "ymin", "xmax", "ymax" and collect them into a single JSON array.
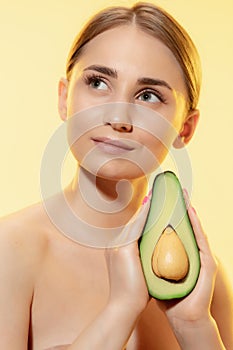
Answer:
[
  {"xmin": 0, "ymin": 203, "xmax": 53, "ymax": 346},
  {"xmin": 0, "ymin": 202, "xmax": 50, "ymax": 263}
]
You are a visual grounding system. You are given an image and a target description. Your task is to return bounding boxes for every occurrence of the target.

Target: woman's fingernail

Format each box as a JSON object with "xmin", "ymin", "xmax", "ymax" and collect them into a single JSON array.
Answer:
[
  {"xmin": 192, "ymin": 206, "xmax": 197, "ymax": 214},
  {"xmin": 183, "ymin": 188, "xmax": 190, "ymax": 207},
  {"xmin": 142, "ymin": 195, "xmax": 149, "ymax": 205},
  {"xmin": 183, "ymin": 188, "xmax": 188, "ymax": 194},
  {"xmin": 142, "ymin": 189, "xmax": 152, "ymax": 205}
]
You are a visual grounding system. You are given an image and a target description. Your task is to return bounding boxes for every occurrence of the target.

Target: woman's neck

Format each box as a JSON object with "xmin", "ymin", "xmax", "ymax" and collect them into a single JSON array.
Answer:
[{"xmin": 64, "ymin": 166, "xmax": 149, "ymax": 229}]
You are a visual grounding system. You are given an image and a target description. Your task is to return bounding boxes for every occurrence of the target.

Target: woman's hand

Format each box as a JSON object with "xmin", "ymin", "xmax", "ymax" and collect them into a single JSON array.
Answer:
[
  {"xmin": 105, "ymin": 201, "xmax": 151, "ymax": 315},
  {"xmin": 105, "ymin": 241, "xmax": 149, "ymax": 314}
]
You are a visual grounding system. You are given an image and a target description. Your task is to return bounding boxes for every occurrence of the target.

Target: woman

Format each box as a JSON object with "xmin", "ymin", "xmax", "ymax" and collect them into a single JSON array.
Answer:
[{"xmin": 0, "ymin": 2, "xmax": 232, "ymax": 349}]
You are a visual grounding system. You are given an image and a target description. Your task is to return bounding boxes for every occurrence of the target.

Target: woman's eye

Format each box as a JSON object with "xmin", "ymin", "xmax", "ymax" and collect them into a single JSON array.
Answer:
[
  {"xmin": 89, "ymin": 77, "xmax": 108, "ymax": 90},
  {"xmin": 138, "ymin": 91, "xmax": 161, "ymax": 103}
]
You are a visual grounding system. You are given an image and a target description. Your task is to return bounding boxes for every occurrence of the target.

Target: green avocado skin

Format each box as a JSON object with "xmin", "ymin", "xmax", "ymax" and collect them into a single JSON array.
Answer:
[{"xmin": 139, "ymin": 171, "xmax": 200, "ymax": 300}]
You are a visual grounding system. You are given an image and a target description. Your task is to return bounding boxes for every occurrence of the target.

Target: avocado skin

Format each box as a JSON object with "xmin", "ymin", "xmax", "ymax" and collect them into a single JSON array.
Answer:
[{"xmin": 139, "ymin": 171, "xmax": 200, "ymax": 300}]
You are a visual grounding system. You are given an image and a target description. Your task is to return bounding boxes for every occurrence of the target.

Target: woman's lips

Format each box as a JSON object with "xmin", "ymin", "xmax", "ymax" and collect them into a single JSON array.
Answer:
[{"xmin": 91, "ymin": 137, "xmax": 135, "ymax": 155}]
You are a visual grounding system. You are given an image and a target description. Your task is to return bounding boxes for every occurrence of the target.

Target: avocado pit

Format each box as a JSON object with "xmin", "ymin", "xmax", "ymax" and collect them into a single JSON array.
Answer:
[{"xmin": 152, "ymin": 225, "xmax": 189, "ymax": 281}]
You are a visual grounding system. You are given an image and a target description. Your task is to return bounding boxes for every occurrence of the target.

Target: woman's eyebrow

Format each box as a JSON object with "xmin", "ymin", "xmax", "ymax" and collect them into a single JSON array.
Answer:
[
  {"xmin": 137, "ymin": 77, "xmax": 172, "ymax": 90},
  {"xmin": 83, "ymin": 64, "xmax": 172, "ymax": 90},
  {"xmin": 83, "ymin": 65, "xmax": 118, "ymax": 78}
]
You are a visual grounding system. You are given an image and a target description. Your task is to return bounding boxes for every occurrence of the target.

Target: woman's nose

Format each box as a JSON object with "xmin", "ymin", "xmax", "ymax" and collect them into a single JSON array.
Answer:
[
  {"xmin": 103, "ymin": 103, "xmax": 133, "ymax": 133},
  {"xmin": 106, "ymin": 121, "xmax": 132, "ymax": 133}
]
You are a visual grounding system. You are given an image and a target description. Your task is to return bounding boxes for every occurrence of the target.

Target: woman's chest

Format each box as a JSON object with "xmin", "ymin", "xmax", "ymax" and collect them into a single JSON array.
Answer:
[
  {"xmin": 30, "ymin": 244, "xmax": 109, "ymax": 349},
  {"xmin": 30, "ymin": 242, "xmax": 180, "ymax": 350}
]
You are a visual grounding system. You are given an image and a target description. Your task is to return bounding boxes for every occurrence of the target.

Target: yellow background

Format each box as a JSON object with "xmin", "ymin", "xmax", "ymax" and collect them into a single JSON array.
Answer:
[{"xmin": 0, "ymin": 0, "xmax": 232, "ymax": 284}]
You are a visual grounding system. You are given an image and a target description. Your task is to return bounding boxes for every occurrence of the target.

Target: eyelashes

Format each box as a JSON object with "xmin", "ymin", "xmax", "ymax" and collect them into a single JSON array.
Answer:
[
  {"xmin": 83, "ymin": 73, "xmax": 167, "ymax": 104},
  {"xmin": 83, "ymin": 74, "xmax": 108, "ymax": 90},
  {"xmin": 136, "ymin": 89, "xmax": 167, "ymax": 104}
]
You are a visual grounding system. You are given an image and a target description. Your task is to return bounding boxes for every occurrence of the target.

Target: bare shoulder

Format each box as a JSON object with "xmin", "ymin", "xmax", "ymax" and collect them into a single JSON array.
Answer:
[
  {"xmin": 0, "ymin": 203, "xmax": 50, "ymax": 270},
  {"xmin": 0, "ymin": 203, "xmax": 51, "ymax": 348},
  {"xmin": 211, "ymin": 258, "xmax": 233, "ymax": 348},
  {"xmin": 0, "ymin": 203, "xmax": 49, "ymax": 258}
]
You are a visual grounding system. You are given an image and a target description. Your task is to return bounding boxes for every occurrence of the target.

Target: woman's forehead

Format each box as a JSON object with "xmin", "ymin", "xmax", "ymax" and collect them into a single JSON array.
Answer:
[{"xmin": 71, "ymin": 25, "xmax": 187, "ymax": 95}]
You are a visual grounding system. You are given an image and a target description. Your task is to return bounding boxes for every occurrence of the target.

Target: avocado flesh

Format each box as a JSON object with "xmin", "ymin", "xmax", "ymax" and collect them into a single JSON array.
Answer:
[{"xmin": 139, "ymin": 171, "xmax": 200, "ymax": 300}]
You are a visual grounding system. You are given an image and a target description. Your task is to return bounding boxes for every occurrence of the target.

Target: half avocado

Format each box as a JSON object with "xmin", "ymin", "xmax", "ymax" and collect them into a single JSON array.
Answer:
[{"xmin": 139, "ymin": 171, "xmax": 200, "ymax": 300}]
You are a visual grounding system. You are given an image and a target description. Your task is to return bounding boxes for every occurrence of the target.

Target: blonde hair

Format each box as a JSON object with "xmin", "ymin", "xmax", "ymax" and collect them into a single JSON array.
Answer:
[{"xmin": 66, "ymin": 2, "xmax": 201, "ymax": 111}]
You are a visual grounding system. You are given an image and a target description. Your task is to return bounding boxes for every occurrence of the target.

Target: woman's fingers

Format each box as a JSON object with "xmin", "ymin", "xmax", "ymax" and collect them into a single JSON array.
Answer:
[
  {"xmin": 183, "ymin": 189, "xmax": 217, "ymax": 269},
  {"xmin": 109, "ymin": 197, "xmax": 151, "ymax": 247},
  {"xmin": 105, "ymin": 198, "xmax": 151, "ymax": 307},
  {"xmin": 182, "ymin": 189, "xmax": 218, "ymax": 305}
]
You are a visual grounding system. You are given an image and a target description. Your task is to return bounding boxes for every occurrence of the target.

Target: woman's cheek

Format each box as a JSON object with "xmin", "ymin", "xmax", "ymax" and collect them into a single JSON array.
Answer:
[{"xmin": 145, "ymin": 138, "xmax": 169, "ymax": 170}]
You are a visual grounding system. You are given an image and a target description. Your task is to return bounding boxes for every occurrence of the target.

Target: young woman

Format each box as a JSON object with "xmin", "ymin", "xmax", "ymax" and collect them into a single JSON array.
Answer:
[{"xmin": 0, "ymin": 2, "xmax": 232, "ymax": 349}]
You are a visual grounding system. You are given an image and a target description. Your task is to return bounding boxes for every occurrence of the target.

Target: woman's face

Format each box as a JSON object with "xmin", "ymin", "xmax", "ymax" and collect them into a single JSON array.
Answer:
[{"xmin": 59, "ymin": 25, "xmax": 197, "ymax": 180}]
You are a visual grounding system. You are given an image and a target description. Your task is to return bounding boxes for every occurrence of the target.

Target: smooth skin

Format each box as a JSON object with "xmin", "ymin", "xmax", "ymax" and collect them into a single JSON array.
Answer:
[{"xmin": 0, "ymin": 25, "xmax": 232, "ymax": 350}]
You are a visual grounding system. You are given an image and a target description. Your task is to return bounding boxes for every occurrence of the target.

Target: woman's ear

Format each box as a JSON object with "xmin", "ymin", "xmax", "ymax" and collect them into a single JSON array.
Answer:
[
  {"xmin": 58, "ymin": 78, "xmax": 69, "ymax": 121},
  {"xmin": 173, "ymin": 109, "xmax": 200, "ymax": 149}
]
